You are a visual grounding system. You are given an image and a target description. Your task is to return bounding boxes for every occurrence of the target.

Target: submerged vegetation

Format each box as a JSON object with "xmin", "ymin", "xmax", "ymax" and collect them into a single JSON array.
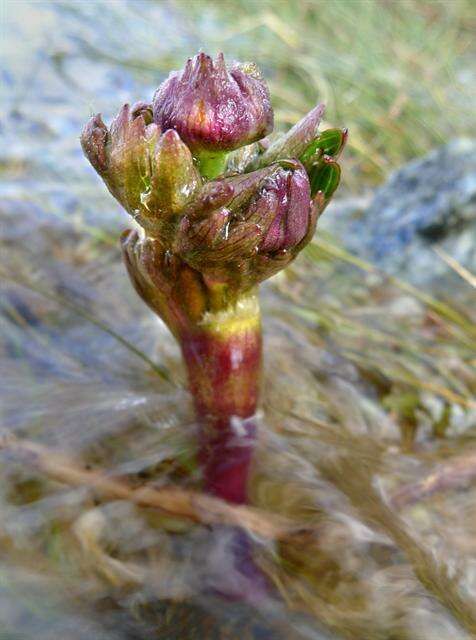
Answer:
[{"xmin": 1, "ymin": 1, "xmax": 475, "ymax": 639}]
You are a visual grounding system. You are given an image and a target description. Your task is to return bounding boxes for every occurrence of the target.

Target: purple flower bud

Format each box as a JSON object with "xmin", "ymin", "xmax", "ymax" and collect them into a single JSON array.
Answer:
[
  {"xmin": 176, "ymin": 161, "xmax": 312, "ymax": 288},
  {"xmin": 152, "ymin": 52, "xmax": 273, "ymax": 154},
  {"xmin": 256, "ymin": 160, "xmax": 311, "ymax": 253}
]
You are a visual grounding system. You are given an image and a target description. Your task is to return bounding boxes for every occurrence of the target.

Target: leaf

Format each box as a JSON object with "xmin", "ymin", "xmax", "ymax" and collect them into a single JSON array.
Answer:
[
  {"xmin": 308, "ymin": 158, "xmax": 341, "ymax": 198},
  {"xmin": 300, "ymin": 128, "xmax": 347, "ymax": 165}
]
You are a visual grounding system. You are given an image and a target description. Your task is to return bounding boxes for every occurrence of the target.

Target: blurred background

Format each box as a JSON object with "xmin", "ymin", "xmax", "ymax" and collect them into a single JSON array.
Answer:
[{"xmin": 1, "ymin": 1, "xmax": 475, "ymax": 639}]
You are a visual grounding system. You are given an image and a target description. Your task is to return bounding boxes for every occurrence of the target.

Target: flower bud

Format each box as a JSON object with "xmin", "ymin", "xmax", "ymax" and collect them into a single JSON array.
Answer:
[
  {"xmin": 175, "ymin": 165, "xmax": 277, "ymax": 255},
  {"xmin": 80, "ymin": 113, "xmax": 109, "ymax": 174},
  {"xmin": 152, "ymin": 52, "xmax": 273, "ymax": 156},
  {"xmin": 82, "ymin": 51, "xmax": 347, "ymax": 304},
  {"xmin": 142, "ymin": 129, "xmax": 201, "ymax": 226},
  {"xmin": 81, "ymin": 105, "xmax": 201, "ymax": 239},
  {"xmin": 130, "ymin": 101, "xmax": 153, "ymax": 124},
  {"xmin": 257, "ymin": 161, "xmax": 312, "ymax": 252},
  {"xmin": 176, "ymin": 160, "xmax": 312, "ymax": 290},
  {"xmin": 81, "ymin": 104, "xmax": 160, "ymax": 215}
]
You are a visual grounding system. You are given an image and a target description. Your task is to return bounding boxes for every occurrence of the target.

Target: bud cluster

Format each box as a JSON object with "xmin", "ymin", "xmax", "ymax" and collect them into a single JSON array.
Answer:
[
  {"xmin": 81, "ymin": 51, "xmax": 347, "ymax": 529},
  {"xmin": 81, "ymin": 52, "xmax": 346, "ymax": 323}
]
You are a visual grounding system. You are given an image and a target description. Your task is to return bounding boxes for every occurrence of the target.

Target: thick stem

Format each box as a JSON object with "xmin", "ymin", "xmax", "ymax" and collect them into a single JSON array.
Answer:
[
  {"xmin": 179, "ymin": 292, "xmax": 270, "ymax": 601},
  {"xmin": 179, "ymin": 293, "xmax": 261, "ymax": 504},
  {"xmin": 122, "ymin": 237, "xmax": 270, "ymax": 598}
]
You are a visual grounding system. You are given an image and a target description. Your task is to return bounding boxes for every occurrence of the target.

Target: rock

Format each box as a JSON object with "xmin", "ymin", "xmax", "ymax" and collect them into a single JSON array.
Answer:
[{"xmin": 322, "ymin": 139, "xmax": 476, "ymax": 290}]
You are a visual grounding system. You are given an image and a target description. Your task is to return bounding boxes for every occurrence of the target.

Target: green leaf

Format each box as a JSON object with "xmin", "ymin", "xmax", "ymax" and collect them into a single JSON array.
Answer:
[
  {"xmin": 300, "ymin": 128, "xmax": 347, "ymax": 165},
  {"xmin": 309, "ymin": 159, "xmax": 341, "ymax": 199}
]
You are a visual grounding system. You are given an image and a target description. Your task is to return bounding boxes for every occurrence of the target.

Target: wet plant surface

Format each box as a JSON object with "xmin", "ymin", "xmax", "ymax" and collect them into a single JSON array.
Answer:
[{"xmin": 1, "ymin": 2, "xmax": 476, "ymax": 639}]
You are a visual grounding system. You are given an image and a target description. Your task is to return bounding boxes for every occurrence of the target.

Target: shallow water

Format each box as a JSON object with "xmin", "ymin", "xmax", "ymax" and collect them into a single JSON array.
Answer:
[{"xmin": 1, "ymin": 2, "xmax": 476, "ymax": 639}]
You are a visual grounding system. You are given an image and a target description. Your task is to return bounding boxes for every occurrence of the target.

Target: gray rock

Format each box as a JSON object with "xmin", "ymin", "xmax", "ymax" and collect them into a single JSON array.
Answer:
[{"xmin": 322, "ymin": 139, "xmax": 476, "ymax": 289}]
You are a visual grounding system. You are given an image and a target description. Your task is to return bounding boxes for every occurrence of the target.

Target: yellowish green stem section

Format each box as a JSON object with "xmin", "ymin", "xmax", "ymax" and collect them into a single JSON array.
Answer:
[
  {"xmin": 195, "ymin": 150, "xmax": 229, "ymax": 180},
  {"xmin": 180, "ymin": 293, "xmax": 261, "ymax": 420}
]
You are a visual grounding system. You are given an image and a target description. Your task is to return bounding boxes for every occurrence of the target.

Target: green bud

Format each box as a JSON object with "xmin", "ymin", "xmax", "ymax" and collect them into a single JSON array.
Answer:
[
  {"xmin": 140, "ymin": 129, "xmax": 201, "ymax": 233},
  {"xmin": 81, "ymin": 104, "xmax": 160, "ymax": 216}
]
